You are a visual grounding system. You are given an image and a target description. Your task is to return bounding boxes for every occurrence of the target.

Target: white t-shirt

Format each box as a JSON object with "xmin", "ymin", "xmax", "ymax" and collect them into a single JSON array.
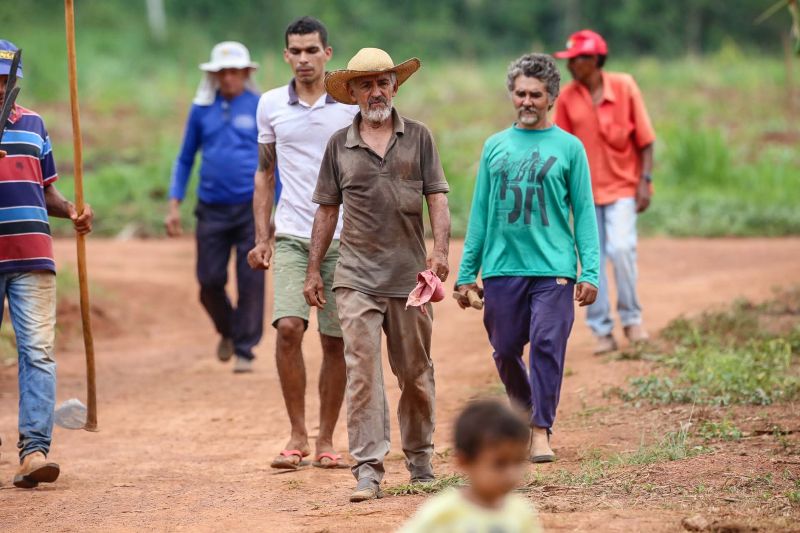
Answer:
[{"xmin": 257, "ymin": 81, "xmax": 358, "ymax": 239}]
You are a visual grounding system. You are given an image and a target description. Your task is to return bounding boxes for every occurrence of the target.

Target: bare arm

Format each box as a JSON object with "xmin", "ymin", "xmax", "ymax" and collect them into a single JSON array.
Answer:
[
  {"xmin": 426, "ymin": 192, "xmax": 451, "ymax": 281},
  {"xmin": 640, "ymin": 143, "xmax": 654, "ymax": 177},
  {"xmin": 44, "ymin": 183, "xmax": 74, "ymax": 218},
  {"xmin": 254, "ymin": 142, "xmax": 277, "ymax": 244},
  {"xmin": 303, "ymin": 204, "xmax": 340, "ymax": 308},
  {"xmin": 308, "ymin": 204, "xmax": 339, "ymax": 274},
  {"xmin": 247, "ymin": 142, "xmax": 277, "ymax": 269},
  {"xmin": 44, "ymin": 184, "xmax": 93, "ymax": 234},
  {"xmin": 636, "ymin": 143, "xmax": 654, "ymax": 213}
]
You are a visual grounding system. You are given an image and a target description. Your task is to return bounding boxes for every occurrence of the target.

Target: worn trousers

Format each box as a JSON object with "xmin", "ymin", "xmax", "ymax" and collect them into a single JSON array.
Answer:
[
  {"xmin": 0, "ymin": 271, "xmax": 56, "ymax": 458},
  {"xmin": 586, "ymin": 197, "xmax": 642, "ymax": 337},
  {"xmin": 335, "ymin": 288, "xmax": 435, "ymax": 484},
  {"xmin": 195, "ymin": 201, "xmax": 264, "ymax": 360},
  {"xmin": 483, "ymin": 276, "xmax": 575, "ymax": 430}
]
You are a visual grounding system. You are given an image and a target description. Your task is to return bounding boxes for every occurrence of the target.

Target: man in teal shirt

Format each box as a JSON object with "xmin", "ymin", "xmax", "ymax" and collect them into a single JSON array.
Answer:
[{"xmin": 455, "ymin": 53, "xmax": 599, "ymax": 463}]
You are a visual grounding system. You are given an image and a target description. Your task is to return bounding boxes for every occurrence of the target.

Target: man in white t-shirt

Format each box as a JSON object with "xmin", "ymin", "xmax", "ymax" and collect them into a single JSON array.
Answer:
[{"xmin": 248, "ymin": 16, "xmax": 357, "ymax": 470}]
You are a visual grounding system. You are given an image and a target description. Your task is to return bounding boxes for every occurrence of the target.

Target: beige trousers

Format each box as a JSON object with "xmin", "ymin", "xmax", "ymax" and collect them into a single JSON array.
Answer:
[{"xmin": 335, "ymin": 288, "xmax": 436, "ymax": 484}]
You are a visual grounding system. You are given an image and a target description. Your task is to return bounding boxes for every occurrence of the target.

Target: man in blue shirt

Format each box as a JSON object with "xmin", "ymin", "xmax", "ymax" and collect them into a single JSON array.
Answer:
[{"xmin": 166, "ymin": 41, "xmax": 264, "ymax": 373}]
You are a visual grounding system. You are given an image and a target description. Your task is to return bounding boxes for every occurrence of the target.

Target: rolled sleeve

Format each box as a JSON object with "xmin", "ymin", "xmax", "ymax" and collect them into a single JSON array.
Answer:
[
  {"xmin": 628, "ymin": 78, "xmax": 656, "ymax": 149},
  {"xmin": 40, "ymin": 132, "xmax": 58, "ymax": 186},
  {"xmin": 313, "ymin": 137, "xmax": 343, "ymax": 205},
  {"xmin": 256, "ymin": 93, "xmax": 276, "ymax": 144},
  {"xmin": 420, "ymin": 126, "xmax": 449, "ymax": 195}
]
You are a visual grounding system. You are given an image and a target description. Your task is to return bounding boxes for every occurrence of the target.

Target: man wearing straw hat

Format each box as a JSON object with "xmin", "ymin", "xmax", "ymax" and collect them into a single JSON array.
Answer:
[
  {"xmin": 166, "ymin": 41, "xmax": 265, "ymax": 373},
  {"xmin": 0, "ymin": 39, "xmax": 94, "ymax": 487},
  {"xmin": 304, "ymin": 48, "xmax": 451, "ymax": 502}
]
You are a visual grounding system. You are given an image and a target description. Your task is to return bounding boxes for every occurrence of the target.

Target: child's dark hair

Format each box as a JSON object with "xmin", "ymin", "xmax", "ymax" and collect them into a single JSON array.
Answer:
[{"xmin": 454, "ymin": 400, "xmax": 530, "ymax": 460}]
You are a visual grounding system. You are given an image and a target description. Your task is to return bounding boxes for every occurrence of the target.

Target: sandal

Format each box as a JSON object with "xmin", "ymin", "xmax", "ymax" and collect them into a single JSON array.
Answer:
[
  {"xmin": 270, "ymin": 449, "xmax": 310, "ymax": 470},
  {"xmin": 312, "ymin": 452, "xmax": 350, "ymax": 469}
]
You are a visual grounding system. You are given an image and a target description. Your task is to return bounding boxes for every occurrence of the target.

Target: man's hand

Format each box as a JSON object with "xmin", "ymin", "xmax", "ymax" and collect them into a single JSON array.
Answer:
[
  {"xmin": 68, "ymin": 203, "xmax": 94, "ymax": 235},
  {"xmin": 575, "ymin": 282, "xmax": 598, "ymax": 307},
  {"xmin": 427, "ymin": 249, "xmax": 449, "ymax": 282},
  {"xmin": 164, "ymin": 200, "xmax": 182, "ymax": 237},
  {"xmin": 0, "ymin": 149, "xmax": 6, "ymax": 159},
  {"xmin": 247, "ymin": 241, "xmax": 272, "ymax": 270},
  {"xmin": 635, "ymin": 179, "xmax": 651, "ymax": 213},
  {"xmin": 454, "ymin": 283, "xmax": 483, "ymax": 310},
  {"xmin": 303, "ymin": 271, "xmax": 326, "ymax": 309}
]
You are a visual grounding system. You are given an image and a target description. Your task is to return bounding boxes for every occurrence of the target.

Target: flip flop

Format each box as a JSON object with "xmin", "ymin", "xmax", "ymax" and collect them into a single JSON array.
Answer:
[
  {"xmin": 270, "ymin": 449, "xmax": 310, "ymax": 470},
  {"xmin": 312, "ymin": 452, "xmax": 350, "ymax": 469}
]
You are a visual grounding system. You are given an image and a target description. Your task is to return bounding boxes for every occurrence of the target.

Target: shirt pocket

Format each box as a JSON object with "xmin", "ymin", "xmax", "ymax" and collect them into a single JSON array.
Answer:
[
  {"xmin": 597, "ymin": 107, "xmax": 633, "ymax": 151},
  {"xmin": 394, "ymin": 179, "xmax": 424, "ymax": 216}
]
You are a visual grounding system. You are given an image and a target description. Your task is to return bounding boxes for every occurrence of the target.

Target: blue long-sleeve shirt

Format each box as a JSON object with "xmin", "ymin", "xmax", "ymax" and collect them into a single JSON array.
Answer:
[{"xmin": 169, "ymin": 90, "xmax": 260, "ymax": 205}]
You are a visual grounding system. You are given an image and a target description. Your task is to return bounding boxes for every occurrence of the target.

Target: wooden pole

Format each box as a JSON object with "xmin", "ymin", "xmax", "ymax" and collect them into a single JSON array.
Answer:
[{"xmin": 65, "ymin": 0, "xmax": 98, "ymax": 432}]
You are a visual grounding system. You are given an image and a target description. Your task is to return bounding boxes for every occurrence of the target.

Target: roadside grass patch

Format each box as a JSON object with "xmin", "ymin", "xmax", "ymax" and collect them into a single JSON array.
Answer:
[
  {"xmin": 525, "ymin": 424, "xmax": 708, "ymax": 489},
  {"xmin": 613, "ymin": 289, "xmax": 800, "ymax": 406},
  {"xmin": 386, "ymin": 474, "xmax": 467, "ymax": 496},
  {"xmin": 697, "ymin": 419, "xmax": 743, "ymax": 442}
]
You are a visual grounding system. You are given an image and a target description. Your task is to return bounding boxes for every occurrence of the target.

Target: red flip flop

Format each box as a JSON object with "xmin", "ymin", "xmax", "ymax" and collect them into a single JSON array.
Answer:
[
  {"xmin": 312, "ymin": 452, "xmax": 350, "ymax": 469},
  {"xmin": 271, "ymin": 449, "xmax": 310, "ymax": 470}
]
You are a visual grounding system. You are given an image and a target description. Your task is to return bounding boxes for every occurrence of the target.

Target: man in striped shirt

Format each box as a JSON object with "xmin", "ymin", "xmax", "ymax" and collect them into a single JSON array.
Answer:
[{"xmin": 0, "ymin": 40, "xmax": 93, "ymax": 488}]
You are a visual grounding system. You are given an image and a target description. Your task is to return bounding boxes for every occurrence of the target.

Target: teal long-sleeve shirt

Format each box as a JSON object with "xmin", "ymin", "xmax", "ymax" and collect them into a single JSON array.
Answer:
[{"xmin": 456, "ymin": 125, "xmax": 600, "ymax": 288}]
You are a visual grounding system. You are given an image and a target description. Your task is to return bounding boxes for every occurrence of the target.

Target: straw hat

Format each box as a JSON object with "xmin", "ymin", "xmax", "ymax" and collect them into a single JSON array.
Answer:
[{"xmin": 325, "ymin": 48, "xmax": 420, "ymax": 104}]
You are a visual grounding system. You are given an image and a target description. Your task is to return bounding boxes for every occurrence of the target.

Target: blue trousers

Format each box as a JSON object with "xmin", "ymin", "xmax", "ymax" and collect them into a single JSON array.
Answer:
[
  {"xmin": 195, "ymin": 202, "xmax": 264, "ymax": 360},
  {"xmin": 586, "ymin": 198, "xmax": 642, "ymax": 337},
  {"xmin": 0, "ymin": 271, "xmax": 57, "ymax": 458},
  {"xmin": 483, "ymin": 276, "xmax": 575, "ymax": 430}
]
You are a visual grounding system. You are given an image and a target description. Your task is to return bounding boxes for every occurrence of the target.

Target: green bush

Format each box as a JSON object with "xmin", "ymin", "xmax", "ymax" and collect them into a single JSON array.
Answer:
[{"xmin": 616, "ymin": 290, "xmax": 800, "ymax": 406}]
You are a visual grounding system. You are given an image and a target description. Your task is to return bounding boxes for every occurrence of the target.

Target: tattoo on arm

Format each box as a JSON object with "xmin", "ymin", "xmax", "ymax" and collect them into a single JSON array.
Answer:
[
  {"xmin": 258, "ymin": 142, "xmax": 276, "ymax": 173},
  {"xmin": 253, "ymin": 143, "xmax": 277, "ymax": 244}
]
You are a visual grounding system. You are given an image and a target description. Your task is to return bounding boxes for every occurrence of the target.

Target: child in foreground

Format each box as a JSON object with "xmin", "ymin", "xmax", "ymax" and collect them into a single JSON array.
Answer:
[{"xmin": 399, "ymin": 400, "xmax": 542, "ymax": 532}]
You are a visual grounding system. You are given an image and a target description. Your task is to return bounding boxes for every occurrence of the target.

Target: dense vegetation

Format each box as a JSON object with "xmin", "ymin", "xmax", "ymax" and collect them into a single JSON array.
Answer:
[{"xmin": 2, "ymin": 1, "xmax": 798, "ymax": 237}]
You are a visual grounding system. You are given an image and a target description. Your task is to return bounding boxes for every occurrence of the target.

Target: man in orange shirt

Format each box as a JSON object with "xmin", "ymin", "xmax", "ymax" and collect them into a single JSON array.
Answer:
[{"xmin": 553, "ymin": 30, "xmax": 655, "ymax": 354}]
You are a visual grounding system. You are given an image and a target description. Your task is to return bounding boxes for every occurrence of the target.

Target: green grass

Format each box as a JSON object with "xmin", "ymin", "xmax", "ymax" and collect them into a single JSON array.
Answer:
[
  {"xmin": 5, "ymin": 8, "xmax": 799, "ymax": 237},
  {"xmin": 526, "ymin": 424, "xmax": 707, "ymax": 489},
  {"xmin": 697, "ymin": 419, "xmax": 743, "ymax": 442},
  {"xmin": 613, "ymin": 288, "xmax": 800, "ymax": 406},
  {"xmin": 385, "ymin": 474, "xmax": 467, "ymax": 496}
]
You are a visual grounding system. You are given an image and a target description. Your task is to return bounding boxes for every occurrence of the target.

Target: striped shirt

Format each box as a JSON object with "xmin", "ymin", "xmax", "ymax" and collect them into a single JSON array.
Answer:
[{"xmin": 0, "ymin": 104, "xmax": 59, "ymax": 274}]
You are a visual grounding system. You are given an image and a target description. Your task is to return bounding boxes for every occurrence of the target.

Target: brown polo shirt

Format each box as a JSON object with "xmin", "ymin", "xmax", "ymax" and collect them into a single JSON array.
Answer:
[{"xmin": 313, "ymin": 108, "xmax": 449, "ymax": 298}]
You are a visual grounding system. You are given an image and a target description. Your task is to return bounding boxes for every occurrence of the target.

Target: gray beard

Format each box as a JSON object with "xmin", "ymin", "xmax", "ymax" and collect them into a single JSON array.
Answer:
[{"xmin": 362, "ymin": 104, "xmax": 393, "ymax": 124}]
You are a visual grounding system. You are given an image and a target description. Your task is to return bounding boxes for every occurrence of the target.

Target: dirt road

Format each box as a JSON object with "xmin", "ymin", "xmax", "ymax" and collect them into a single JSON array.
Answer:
[{"xmin": 2, "ymin": 237, "xmax": 799, "ymax": 532}]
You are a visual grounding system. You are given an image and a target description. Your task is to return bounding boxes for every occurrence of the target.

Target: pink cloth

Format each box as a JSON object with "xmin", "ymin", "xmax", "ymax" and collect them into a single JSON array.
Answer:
[{"xmin": 406, "ymin": 270, "xmax": 445, "ymax": 311}]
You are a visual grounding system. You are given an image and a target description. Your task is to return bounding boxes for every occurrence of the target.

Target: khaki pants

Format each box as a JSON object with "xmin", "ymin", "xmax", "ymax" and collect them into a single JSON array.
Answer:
[{"xmin": 335, "ymin": 288, "xmax": 435, "ymax": 484}]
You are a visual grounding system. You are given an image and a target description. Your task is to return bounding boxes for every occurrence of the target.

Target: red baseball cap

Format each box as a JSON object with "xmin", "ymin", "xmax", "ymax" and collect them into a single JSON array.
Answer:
[{"xmin": 554, "ymin": 30, "xmax": 608, "ymax": 59}]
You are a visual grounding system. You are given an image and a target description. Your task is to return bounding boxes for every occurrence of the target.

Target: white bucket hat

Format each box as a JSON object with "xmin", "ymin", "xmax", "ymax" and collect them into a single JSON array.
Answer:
[
  {"xmin": 193, "ymin": 41, "xmax": 260, "ymax": 106},
  {"xmin": 199, "ymin": 41, "xmax": 259, "ymax": 72}
]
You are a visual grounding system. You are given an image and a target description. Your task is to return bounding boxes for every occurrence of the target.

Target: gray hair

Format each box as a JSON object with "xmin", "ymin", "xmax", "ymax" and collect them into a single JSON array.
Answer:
[{"xmin": 506, "ymin": 53, "xmax": 561, "ymax": 99}]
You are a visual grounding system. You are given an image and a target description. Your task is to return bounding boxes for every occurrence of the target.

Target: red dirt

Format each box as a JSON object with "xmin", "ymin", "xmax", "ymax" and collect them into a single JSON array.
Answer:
[{"xmin": 1, "ymin": 237, "xmax": 800, "ymax": 532}]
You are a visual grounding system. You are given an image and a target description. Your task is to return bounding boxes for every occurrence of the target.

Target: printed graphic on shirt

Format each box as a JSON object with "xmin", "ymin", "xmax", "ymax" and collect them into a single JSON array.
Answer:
[
  {"xmin": 233, "ymin": 114, "xmax": 256, "ymax": 130},
  {"xmin": 492, "ymin": 148, "xmax": 557, "ymax": 227}
]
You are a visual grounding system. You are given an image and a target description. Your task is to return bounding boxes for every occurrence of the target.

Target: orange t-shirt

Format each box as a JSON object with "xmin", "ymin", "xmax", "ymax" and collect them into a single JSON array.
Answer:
[{"xmin": 554, "ymin": 72, "xmax": 655, "ymax": 206}]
